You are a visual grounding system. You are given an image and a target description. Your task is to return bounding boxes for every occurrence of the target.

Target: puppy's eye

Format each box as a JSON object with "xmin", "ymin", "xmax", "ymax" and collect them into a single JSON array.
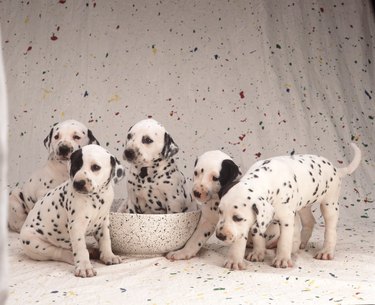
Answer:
[
  {"xmin": 212, "ymin": 176, "xmax": 219, "ymax": 181},
  {"xmin": 142, "ymin": 136, "xmax": 153, "ymax": 144},
  {"xmin": 232, "ymin": 215, "xmax": 243, "ymax": 222},
  {"xmin": 91, "ymin": 164, "xmax": 101, "ymax": 172},
  {"xmin": 127, "ymin": 133, "xmax": 132, "ymax": 140},
  {"xmin": 73, "ymin": 135, "xmax": 81, "ymax": 140},
  {"xmin": 54, "ymin": 134, "xmax": 59, "ymax": 140}
]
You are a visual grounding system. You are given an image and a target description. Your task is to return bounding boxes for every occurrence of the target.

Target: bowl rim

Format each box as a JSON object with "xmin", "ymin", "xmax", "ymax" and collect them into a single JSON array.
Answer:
[{"xmin": 110, "ymin": 209, "xmax": 201, "ymax": 219}]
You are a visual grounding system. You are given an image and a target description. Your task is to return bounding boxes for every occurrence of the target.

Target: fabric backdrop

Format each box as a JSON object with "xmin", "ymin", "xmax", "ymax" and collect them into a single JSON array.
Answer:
[{"xmin": 0, "ymin": 1, "xmax": 374, "ymax": 304}]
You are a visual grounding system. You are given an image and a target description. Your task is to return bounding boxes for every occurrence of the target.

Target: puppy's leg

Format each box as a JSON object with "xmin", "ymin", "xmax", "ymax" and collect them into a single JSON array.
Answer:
[
  {"xmin": 69, "ymin": 219, "xmax": 97, "ymax": 277},
  {"xmin": 298, "ymin": 206, "xmax": 316, "ymax": 249},
  {"xmin": 246, "ymin": 227, "xmax": 266, "ymax": 262},
  {"xmin": 272, "ymin": 214, "xmax": 295, "ymax": 268},
  {"xmin": 8, "ymin": 190, "xmax": 28, "ymax": 232},
  {"xmin": 224, "ymin": 237, "xmax": 248, "ymax": 270},
  {"xmin": 167, "ymin": 211, "xmax": 218, "ymax": 260},
  {"xmin": 20, "ymin": 227, "xmax": 74, "ymax": 264},
  {"xmin": 95, "ymin": 217, "xmax": 122, "ymax": 265},
  {"xmin": 314, "ymin": 200, "xmax": 339, "ymax": 260}
]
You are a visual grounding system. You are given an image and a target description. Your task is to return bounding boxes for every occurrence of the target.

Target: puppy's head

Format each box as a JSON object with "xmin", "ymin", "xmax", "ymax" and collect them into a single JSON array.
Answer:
[
  {"xmin": 69, "ymin": 144, "xmax": 124, "ymax": 194},
  {"xmin": 215, "ymin": 181, "xmax": 275, "ymax": 245},
  {"xmin": 43, "ymin": 120, "xmax": 100, "ymax": 161},
  {"xmin": 192, "ymin": 150, "xmax": 241, "ymax": 203},
  {"xmin": 123, "ymin": 119, "xmax": 178, "ymax": 166},
  {"xmin": 215, "ymin": 182, "xmax": 254, "ymax": 245}
]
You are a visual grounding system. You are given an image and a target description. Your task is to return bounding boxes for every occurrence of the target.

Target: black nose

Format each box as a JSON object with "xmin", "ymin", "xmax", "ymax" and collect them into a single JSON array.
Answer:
[
  {"xmin": 73, "ymin": 180, "xmax": 86, "ymax": 191},
  {"xmin": 193, "ymin": 190, "xmax": 201, "ymax": 199},
  {"xmin": 58, "ymin": 145, "xmax": 72, "ymax": 156},
  {"xmin": 124, "ymin": 149, "xmax": 135, "ymax": 161},
  {"xmin": 216, "ymin": 233, "xmax": 227, "ymax": 241}
]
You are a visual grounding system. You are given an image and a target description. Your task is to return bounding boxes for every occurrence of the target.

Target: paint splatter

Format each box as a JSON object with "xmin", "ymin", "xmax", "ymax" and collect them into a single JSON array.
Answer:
[
  {"xmin": 239, "ymin": 91, "xmax": 245, "ymax": 99},
  {"xmin": 50, "ymin": 33, "xmax": 58, "ymax": 41}
]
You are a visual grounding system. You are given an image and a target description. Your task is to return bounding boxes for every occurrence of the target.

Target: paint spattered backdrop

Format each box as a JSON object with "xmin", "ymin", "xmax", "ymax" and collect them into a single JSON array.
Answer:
[{"xmin": 1, "ymin": 1, "xmax": 375, "ymax": 304}]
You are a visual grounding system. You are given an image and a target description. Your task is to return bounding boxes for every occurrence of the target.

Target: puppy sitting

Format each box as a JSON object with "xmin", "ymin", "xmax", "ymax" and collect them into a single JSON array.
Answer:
[
  {"xmin": 118, "ymin": 118, "xmax": 194, "ymax": 214},
  {"xmin": 216, "ymin": 143, "xmax": 361, "ymax": 270},
  {"xmin": 20, "ymin": 144, "xmax": 124, "ymax": 277},
  {"xmin": 8, "ymin": 119, "xmax": 99, "ymax": 232}
]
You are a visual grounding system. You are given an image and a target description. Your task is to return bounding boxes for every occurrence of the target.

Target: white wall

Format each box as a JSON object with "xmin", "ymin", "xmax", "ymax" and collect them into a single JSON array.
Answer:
[{"xmin": 1, "ymin": 0, "xmax": 374, "ymax": 222}]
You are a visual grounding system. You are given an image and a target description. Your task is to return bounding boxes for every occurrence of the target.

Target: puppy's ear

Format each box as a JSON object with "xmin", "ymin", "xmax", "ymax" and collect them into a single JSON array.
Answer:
[
  {"xmin": 251, "ymin": 200, "xmax": 274, "ymax": 235},
  {"xmin": 161, "ymin": 132, "xmax": 179, "ymax": 159},
  {"xmin": 110, "ymin": 156, "xmax": 125, "ymax": 184},
  {"xmin": 218, "ymin": 159, "xmax": 241, "ymax": 194},
  {"xmin": 218, "ymin": 180, "xmax": 239, "ymax": 199},
  {"xmin": 43, "ymin": 127, "xmax": 54, "ymax": 150},
  {"xmin": 87, "ymin": 129, "xmax": 100, "ymax": 145},
  {"xmin": 69, "ymin": 149, "xmax": 83, "ymax": 178}
]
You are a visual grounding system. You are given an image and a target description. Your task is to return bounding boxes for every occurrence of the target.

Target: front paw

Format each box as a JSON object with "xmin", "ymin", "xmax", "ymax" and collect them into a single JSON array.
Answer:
[
  {"xmin": 272, "ymin": 255, "xmax": 293, "ymax": 268},
  {"xmin": 166, "ymin": 248, "xmax": 195, "ymax": 261},
  {"xmin": 246, "ymin": 250, "xmax": 265, "ymax": 262},
  {"xmin": 74, "ymin": 261, "xmax": 97, "ymax": 277},
  {"xmin": 224, "ymin": 257, "xmax": 247, "ymax": 270},
  {"xmin": 100, "ymin": 253, "xmax": 122, "ymax": 265},
  {"xmin": 314, "ymin": 249, "xmax": 334, "ymax": 260}
]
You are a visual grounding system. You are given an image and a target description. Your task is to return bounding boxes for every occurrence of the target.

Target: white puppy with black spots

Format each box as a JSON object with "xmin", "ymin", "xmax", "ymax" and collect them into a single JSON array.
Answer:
[
  {"xmin": 216, "ymin": 143, "xmax": 361, "ymax": 270},
  {"xmin": 20, "ymin": 144, "xmax": 125, "ymax": 277},
  {"xmin": 167, "ymin": 150, "xmax": 298, "ymax": 261},
  {"xmin": 118, "ymin": 118, "xmax": 194, "ymax": 214},
  {"xmin": 167, "ymin": 150, "xmax": 242, "ymax": 260},
  {"xmin": 8, "ymin": 119, "xmax": 99, "ymax": 232}
]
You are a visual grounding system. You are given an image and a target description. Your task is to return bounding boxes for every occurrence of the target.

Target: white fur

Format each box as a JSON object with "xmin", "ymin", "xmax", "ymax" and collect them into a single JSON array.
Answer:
[
  {"xmin": 216, "ymin": 143, "xmax": 361, "ymax": 269},
  {"xmin": 118, "ymin": 119, "xmax": 194, "ymax": 214},
  {"xmin": 20, "ymin": 144, "xmax": 124, "ymax": 277},
  {"xmin": 8, "ymin": 120, "xmax": 99, "ymax": 232}
]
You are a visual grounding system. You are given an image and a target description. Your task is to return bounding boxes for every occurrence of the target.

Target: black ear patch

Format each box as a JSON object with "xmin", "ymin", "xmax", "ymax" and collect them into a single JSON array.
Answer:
[
  {"xmin": 87, "ymin": 129, "xmax": 100, "ymax": 145},
  {"xmin": 70, "ymin": 149, "xmax": 83, "ymax": 177},
  {"xmin": 110, "ymin": 156, "xmax": 125, "ymax": 183},
  {"xmin": 161, "ymin": 132, "xmax": 179, "ymax": 159},
  {"xmin": 43, "ymin": 127, "xmax": 54, "ymax": 149},
  {"xmin": 219, "ymin": 159, "xmax": 240, "ymax": 186},
  {"xmin": 218, "ymin": 180, "xmax": 239, "ymax": 199}
]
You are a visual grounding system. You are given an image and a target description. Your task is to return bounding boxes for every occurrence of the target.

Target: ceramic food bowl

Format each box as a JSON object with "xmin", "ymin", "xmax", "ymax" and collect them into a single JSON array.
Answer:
[{"xmin": 109, "ymin": 209, "xmax": 201, "ymax": 256}]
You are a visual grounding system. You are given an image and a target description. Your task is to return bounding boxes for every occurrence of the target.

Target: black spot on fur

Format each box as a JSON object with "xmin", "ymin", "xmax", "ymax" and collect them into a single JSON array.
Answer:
[
  {"xmin": 140, "ymin": 167, "xmax": 148, "ymax": 178},
  {"xmin": 252, "ymin": 203, "xmax": 259, "ymax": 215},
  {"xmin": 70, "ymin": 149, "xmax": 83, "ymax": 177}
]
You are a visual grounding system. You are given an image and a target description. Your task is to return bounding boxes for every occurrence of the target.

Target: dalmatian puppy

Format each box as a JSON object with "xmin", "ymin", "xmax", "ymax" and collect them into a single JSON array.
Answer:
[
  {"xmin": 118, "ymin": 118, "xmax": 194, "ymax": 214},
  {"xmin": 167, "ymin": 150, "xmax": 242, "ymax": 260},
  {"xmin": 216, "ymin": 143, "xmax": 361, "ymax": 270},
  {"xmin": 166, "ymin": 150, "xmax": 300, "ymax": 261},
  {"xmin": 20, "ymin": 144, "xmax": 125, "ymax": 277},
  {"xmin": 8, "ymin": 119, "xmax": 99, "ymax": 232}
]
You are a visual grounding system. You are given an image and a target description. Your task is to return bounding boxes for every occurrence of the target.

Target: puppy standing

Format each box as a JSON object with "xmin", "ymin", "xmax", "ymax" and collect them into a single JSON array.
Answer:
[
  {"xmin": 8, "ymin": 119, "xmax": 99, "ymax": 232},
  {"xmin": 216, "ymin": 143, "xmax": 361, "ymax": 270},
  {"xmin": 20, "ymin": 144, "xmax": 124, "ymax": 277},
  {"xmin": 118, "ymin": 119, "xmax": 194, "ymax": 214}
]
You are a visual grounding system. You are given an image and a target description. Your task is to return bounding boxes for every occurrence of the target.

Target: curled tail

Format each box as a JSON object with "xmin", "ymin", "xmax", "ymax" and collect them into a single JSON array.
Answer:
[{"xmin": 338, "ymin": 143, "xmax": 361, "ymax": 177}]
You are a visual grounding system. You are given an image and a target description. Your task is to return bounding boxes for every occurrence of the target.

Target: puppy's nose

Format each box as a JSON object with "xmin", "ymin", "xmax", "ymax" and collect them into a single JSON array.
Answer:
[
  {"xmin": 216, "ymin": 232, "xmax": 227, "ymax": 241},
  {"xmin": 58, "ymin": 145, "xmax": 72, "ymax": 157},
  {"xmin": 193, "ymin": 190, "xmax": 201, "ymax": 199},
  {"xmin": 124, "ymin": 149, "xmax": 135, "ymax": 161},
  {"xmin": 73, "ymin": 180, "xmax": 86, "ymax": 191}
]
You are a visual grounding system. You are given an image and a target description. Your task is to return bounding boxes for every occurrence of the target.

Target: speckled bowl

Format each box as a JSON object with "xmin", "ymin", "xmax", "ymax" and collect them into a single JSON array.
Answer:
[{"xmin": 109, "ymin": 210, "xmax": 201, "ymax": 256}]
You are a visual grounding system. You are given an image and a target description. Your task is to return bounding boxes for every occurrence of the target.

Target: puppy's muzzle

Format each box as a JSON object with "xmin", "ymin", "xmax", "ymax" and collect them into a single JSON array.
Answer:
[
  {"xmin": 57, "ymin": 144, "xmax": 73, "ymax": 158},
  {"xmin": 123, "ymin": 149, "xmax": 135, "ymax": 162},
  {"xmin": 193, "ymin": 190, "xmax": 201, "ymax": 199},
  {"xmin": 73, "ymin": 180, "xmax": 87, "ymax": 193},
  {"xmin": 216, "ymin": 232, "xmax": 227, "ymax": 241}
]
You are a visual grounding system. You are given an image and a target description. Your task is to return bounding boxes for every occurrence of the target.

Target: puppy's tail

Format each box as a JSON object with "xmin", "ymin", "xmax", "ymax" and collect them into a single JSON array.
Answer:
[{"xmin": 337, "ymin": 143, "xmax": 361, "ymax": 177}]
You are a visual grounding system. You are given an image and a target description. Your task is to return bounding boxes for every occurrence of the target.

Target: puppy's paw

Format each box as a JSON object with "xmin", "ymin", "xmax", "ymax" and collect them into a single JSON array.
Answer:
[
  {"xmin": 246, "ymin": 250, "xmax": 265, "ymax": 262},
  {"xmin": 314, "ymin": 249, "xmax": 334, "ymax": 260},
  {"xmin": 224, "ymin": 258, "xmax": 247, "ymax": 270},
  {"xmin": 101, "ymin": 253, "xmax": 122, "ymax": 265},
  {"xmin": 272, "ymin": 256, "xmax": 293, "ymax": 268},
  {"xmin": 74, "ymin": 261, "xmax": 97, "ymax": 277},
  {"xmin": 166, "ymin": 249, "xmax": 195, "ymax": 261}
]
